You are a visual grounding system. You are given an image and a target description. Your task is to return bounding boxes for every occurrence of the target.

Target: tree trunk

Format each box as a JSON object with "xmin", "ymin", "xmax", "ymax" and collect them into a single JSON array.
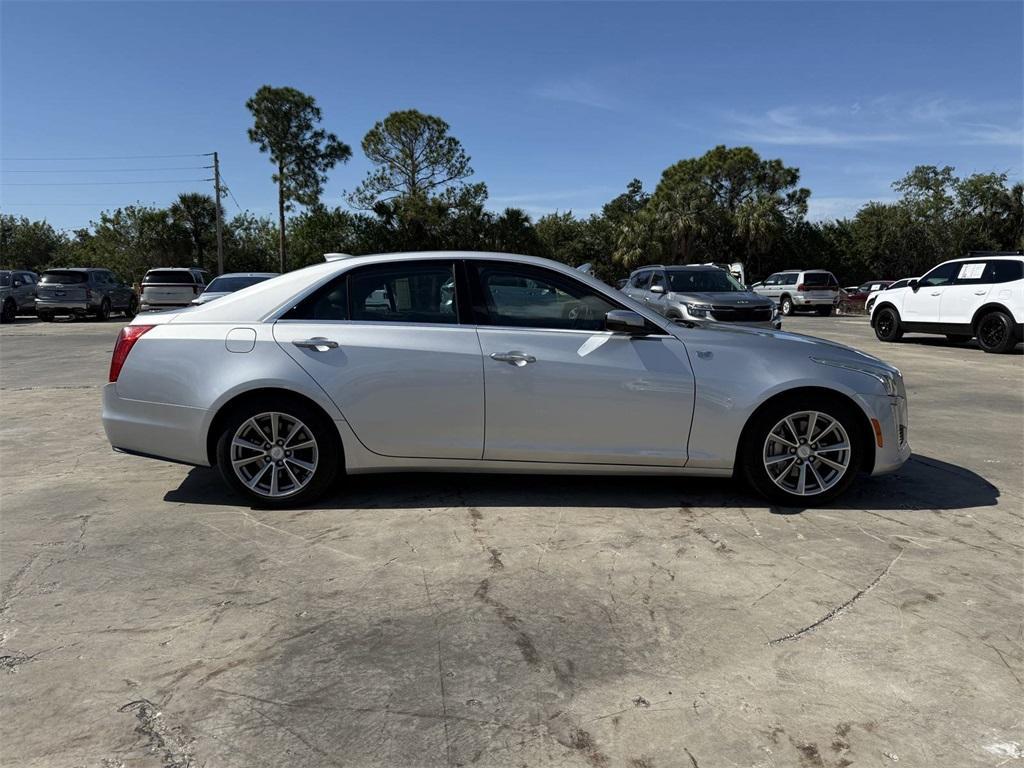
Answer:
[{"xmin": 277, "ymin": 163, "xmax": 286, "ymax": 273}]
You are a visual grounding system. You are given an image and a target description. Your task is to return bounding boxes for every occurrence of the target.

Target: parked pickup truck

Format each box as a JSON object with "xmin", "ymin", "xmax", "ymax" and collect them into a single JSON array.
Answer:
[{"xmin": 140, "ymin": 268, "xmax": 210, "ymax": 311}]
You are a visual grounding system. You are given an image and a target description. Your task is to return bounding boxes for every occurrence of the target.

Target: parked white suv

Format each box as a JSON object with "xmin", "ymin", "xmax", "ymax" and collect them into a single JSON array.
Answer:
[
  {"xmin": 870, "ymin": 253, "xmax": 1023, "ymax": 353},
  {"xmin": 140, "ymin": 267, "xmax": 210, "ymax": 311},
  {"xmin": 751, "ymin": 269, "xmax": 839, "ymax": 316}
]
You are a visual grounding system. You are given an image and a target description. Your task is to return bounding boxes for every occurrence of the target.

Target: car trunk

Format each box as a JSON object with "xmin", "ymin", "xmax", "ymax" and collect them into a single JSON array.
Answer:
[
  {"xmin": 37, "ymin": 272, "xmax": 89, "ymax": 302},
  {"xmin": 800, "ymin": 274, "xmax": 838, "ymax": 301},
  {"xmin": 142, "ymin": 271, "xmax": 199, "ymax": 306}
]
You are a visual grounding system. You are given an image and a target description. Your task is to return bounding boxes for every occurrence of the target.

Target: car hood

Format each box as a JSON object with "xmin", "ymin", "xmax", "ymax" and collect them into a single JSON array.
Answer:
[
  {"xmin": 672, "ymin": 320, "xmax": 898, "ymax": 372},
  {"xmin": 669, "ymin": 291, "xmax": 773, "ymax": 307}
]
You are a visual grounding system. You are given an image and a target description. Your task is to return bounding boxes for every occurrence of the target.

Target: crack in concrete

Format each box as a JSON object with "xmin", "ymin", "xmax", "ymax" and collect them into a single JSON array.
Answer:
[
  {"xmin": 117, "ymin": 698, "xmax": 196, "ymax": 768},
  {"xmin": 768, "ymin": 549, "xmax": 904, "ymax": 645}
]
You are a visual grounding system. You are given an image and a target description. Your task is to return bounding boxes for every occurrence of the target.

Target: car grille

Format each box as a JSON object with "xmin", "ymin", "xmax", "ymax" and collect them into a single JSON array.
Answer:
[{"xmin": 710, "ymin": 305, "xmax": 774, "ymax": 322}]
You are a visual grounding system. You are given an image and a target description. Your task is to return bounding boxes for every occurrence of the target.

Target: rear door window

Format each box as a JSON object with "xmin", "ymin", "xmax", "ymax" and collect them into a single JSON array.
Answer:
[
  {"xmin": 802, "ymin": 273, "xmax": 833, "ymax": 287},
  {"xmin": 350, "ymin": 261, "xmax": 458, "ymax": 324}
]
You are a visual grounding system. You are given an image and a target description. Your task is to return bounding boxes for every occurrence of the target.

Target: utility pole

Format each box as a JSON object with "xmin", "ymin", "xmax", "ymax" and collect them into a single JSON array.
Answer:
[{"xmin": 213, "ymin": 151, "xmax": 224, "ymax": 276}]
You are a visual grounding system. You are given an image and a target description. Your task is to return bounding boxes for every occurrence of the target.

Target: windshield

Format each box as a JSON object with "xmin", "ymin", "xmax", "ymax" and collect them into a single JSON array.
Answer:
[
  {"xmin": 205, "ymin": 275, "xmax": 273, "ymax": 293},
  {"xmin": 667, "ymin": 270, "xmax": 745, "ymax": 293},
  {"xmin": 40, "ymin": 271, "xmax": 88, "ymax": 284}
]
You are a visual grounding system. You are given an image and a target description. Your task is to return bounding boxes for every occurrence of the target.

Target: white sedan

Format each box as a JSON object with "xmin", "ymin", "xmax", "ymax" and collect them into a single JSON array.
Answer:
[{"xmin": 103, "ymin": 251, "xmax": 910, "ymax": 507}]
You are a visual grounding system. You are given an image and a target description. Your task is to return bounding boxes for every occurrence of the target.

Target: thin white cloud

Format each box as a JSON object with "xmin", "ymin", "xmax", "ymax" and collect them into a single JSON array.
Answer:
[
  {"xmin": 725, "ymin": 96, "xmax": 1022, "ymax": 148},
  {"xmin": 806, "ymin": 195, "xmax": 898, "ymax": 221},
  {"xmin": 530, "ymin": 77, "xmax": 619, "ymax": 111}
]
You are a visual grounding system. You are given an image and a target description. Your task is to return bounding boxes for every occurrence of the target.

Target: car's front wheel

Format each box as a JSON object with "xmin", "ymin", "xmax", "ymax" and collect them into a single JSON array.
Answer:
[
  {"xmin": 976, "ymin": 310, "xmax": 1017, "ymax": 354},
  {"xmin": 0, "ymin": 299, "xmax": 15, "ymax": 324},
  {"xmin": 874, "ymin": 307, "xmax": 903, "ymax": 342},
  {"xmin": 95, "ymin": 299, "xmax": 111, "ymax": 321},
  {"xmin": 780, "ymin": 296, "xmax": 793, "ymax": 316},
  {"xmin": 215, "ymin": 396, "xmax": 340, "ymax": 507},
  {"xmin": 740, "ymin": 394, "xmax": 865, "ymax": 506},
  {"xmin": 125, "ymin": 296, "xmax": 139, "ymax": 319}
]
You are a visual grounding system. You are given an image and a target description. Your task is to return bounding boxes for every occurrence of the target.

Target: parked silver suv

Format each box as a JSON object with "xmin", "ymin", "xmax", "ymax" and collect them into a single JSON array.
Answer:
[
  {"xmin": 751, "ymin": 269, "xmax": 840, "ymax": 316},
  {"xmin": 35, "ymin": 268, "xmax": 138, "ymax": 321},
  {"xmin": 0, "ymin": 270, "xmax": 39, "ymax": 323},
  {"xmin": 623, "ymin": 264, "xmax": 781, "ymax": 329},
  {"xmin": 140, "ymin": 268, "xmax": 211, "ymax": 311}
]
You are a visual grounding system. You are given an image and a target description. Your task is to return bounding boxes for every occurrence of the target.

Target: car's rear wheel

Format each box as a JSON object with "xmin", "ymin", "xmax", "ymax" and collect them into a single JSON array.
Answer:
[
  {"xmin": 216, "ymin": 397, "xmax": 340, "ymax": 507},
  {"xmin": 125, "ymin": 296, "xmax": 139, "ymax": 319},
  {"xmin": 874, "ymin": 307, "xmax": 903, "ymax": 342},
  {"xmin": 816, "ymin": 305, "xmax": 833, "ymax": 317},
  {"xmin": 0, "ymin": 299, "xmax": 15, "ymax": 324},
  {"xmin": 95, "ymin": 299, "xmax": 111, "ymax": 321},
  {"xmin": 976, "ymin": 310, "xmax": 1017, "ymax": 354},
  {"xmin": 780, "ymin": 296, "xmax": 793, "ymax": 316},
  {"xmin": 37, "ymin": 311, "xmax": 54, "ymax": 322},
  {"xmin": 741, "ymin": 394, "xmax": 865, "ymax": 506}
]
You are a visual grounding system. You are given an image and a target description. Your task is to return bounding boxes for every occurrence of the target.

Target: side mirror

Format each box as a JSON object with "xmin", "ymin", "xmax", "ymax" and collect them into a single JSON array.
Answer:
[
  {"xmin": 649, "ymin": 284, "xmax": 665, "ymax": 294},
  {"xmin": 908, "ymin": 279, "xmax": 920, "ymax": 292},
  {"xmin": 605, "ymin": 310, "xmax": 649, "ymax": 335},
  {"xmin": 13, "ymin": 280, "xmax": 23, "ymax": 288}
]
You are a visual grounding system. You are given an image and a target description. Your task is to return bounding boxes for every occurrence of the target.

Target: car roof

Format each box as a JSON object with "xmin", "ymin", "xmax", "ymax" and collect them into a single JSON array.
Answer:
[
  {"xmin": 946, "ymin": 254, "xmax": 1022, "ymax": 262},
  {"xmin": 43, "ymin": 267, "xmax": 98, "ymax": 272},
  {"xmin": 213, "ymin": 272, "xmax": 278, "ymax": 278},
  {"xmin": 146, "ymin": 267, "xmax": 199, "ymax": 272}
]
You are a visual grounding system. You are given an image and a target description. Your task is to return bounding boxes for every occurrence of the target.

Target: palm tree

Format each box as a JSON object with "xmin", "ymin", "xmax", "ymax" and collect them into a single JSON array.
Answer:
[
  {"xmin": 736, "ymin": 196, "xmax": 785, "ymax": 277},
  {"xmin": 655, "ymin": 186, "xmax": 708, "ymax": 263},
  {"xmin": 169, "ymin": 193, "xmax": 217, "ymax": 271}
]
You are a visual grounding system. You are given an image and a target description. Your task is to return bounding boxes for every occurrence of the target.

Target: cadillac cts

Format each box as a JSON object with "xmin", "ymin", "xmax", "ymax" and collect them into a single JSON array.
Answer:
[{"xmin": 102, "ymin": 252, "xmax": 910, "ymax": 507}]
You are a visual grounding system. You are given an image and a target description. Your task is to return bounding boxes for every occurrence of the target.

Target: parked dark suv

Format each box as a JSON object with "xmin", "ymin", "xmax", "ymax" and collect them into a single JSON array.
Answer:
[
  {"xmin": 0, "ymin": 270, "xmax": 39, "ymax": 323},
  {"xmin": 35, "ymin": 268, "xmax": 138, "ymax": 321}
]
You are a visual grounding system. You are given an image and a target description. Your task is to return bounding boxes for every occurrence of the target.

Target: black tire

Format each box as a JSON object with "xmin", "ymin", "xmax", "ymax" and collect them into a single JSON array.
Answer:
[
  {"xmin": 125, "ymin": 296, "xmax": 139, "ymax": 319},
  {"xmin": 976, "ymin": 310, "xmax": 1017, "ymax": 354},
  {"xmin": 0, "ymin": 299, "xmax": 15, "ymax": 324},
  {"xmin": 37, "ymin": 311, "xmax": 54, "ymax": 322},
  {"xmin": 740, "ymin": 392, "xmax": 866, "ymax": 506},
  {"xmin": 816, "ymin": 305, "xmax": 833, "ymax": 317},
  {"xmin": 945, "ymin": 334, "xmax": 972, "ymax": 344},
  {"xmin": 95, "ymin": 299, "xmax": 111, "ymax": 321},
  {"xmin": 873, "ymin": 306, "xmax": 903, "ymax": 342},
  {"xmin": 780, "ymin": 296, "xmax": 793, "ymax": 316},
  {"xmin": 215, "ymin": 395, "xmax": 341, "ymax": 508}
]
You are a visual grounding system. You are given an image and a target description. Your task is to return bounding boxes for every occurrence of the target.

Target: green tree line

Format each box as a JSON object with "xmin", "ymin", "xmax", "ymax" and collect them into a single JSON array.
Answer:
[{"xmin": 2, "ymin": 86, "xmax": 1021, "ymax": 285}]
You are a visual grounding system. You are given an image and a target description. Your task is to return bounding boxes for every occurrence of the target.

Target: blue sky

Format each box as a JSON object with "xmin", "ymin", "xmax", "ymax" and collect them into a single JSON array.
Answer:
[{"xmin": 2, "ymin": 1, "xmax": 1021, "ymax": 231}]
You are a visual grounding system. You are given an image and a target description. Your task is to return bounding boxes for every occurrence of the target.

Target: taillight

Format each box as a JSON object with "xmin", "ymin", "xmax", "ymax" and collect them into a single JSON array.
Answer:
[
  {"xmin": 796, "ymin": 283, "xmax": 806, "ymax": 292},
  {"xmin": 109, "ymin": 325, "xmax": 154, "ymax": 382}
]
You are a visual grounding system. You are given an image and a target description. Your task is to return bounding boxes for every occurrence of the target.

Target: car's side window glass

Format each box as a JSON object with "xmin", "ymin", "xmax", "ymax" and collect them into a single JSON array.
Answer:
[
  {"xmin": 471, "ymin": 262, "xmax": 619, "ymax": 331},
  {"xmin": 983, "ymin": 260, "xmax": 1024, "ymax": 284},
  {"xmin": 920, "ymin": 262, "xmax": 960, "ymax": 287},
  {"xmin": 630, "ymin": 271, "xmax": 650, "ymax": 290},
  {"xmin": 650, "ymin": 272, "xmax": 664, "ymax": 290},
  {"xmin": 350, "ymin": 262, "xmax": 457, "ymax": 324},
  {"xmin": 282, "ymin": 276, "xmax": 349, "ymax": 321},
  {"xmin": 782, "ymin": 274, "xmax": 798, "ymax": 285},
  {"xmin": 952, "ymin": 262, "xmax": 987, "ymax": 284},
  {"xmin": 764, "ymin": 274, "xmax": 779, "ymax": 285}
]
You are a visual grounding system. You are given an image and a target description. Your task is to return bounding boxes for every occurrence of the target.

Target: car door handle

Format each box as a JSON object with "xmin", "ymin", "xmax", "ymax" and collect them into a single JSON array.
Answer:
[
  {"xmin": 974, "ymin": 290, "xmax": 986, "ymax": 295},
  {"xmin": 930, "ymin": 291, "xmax": 941, "ymax": 296},
  {"xmin": 490, "ymin": 351, "xmax": 536, "ymax": 367},
  {"xmin": 292, "ymin": 337, "xmax": 339, "ymax": 351}
]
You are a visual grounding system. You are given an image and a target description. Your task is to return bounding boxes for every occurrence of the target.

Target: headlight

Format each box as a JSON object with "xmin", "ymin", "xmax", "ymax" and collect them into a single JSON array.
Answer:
[
  {"xmin": 684, "ymin": 302, "xmax": 713, "ymax": 318},
  {"xmin": 810, "ymin": 357, "xmax": 902, "ymax": 396}
]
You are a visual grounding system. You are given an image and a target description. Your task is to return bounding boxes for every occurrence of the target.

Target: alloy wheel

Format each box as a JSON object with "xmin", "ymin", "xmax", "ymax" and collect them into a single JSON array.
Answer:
[
  {"xmin": 230, "ymin": 412, "xmax": 319, "ymax": 498},
  {"xmin": 762, "ymin": 410, "xmax": 852, "ymax": 497},
  {"xmin": 978, "ymin": 314, "xmax": 1007, "ymax": 349}
]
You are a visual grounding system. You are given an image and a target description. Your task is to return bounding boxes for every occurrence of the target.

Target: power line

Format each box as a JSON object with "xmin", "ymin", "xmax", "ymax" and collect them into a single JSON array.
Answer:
[
  {"xmin": 1, "ymin": 152, "xmax": 212, "ymax": 161},
  {"xmin": 3, "ymin": 166, "xmax": 212, "ymax": 173},
  {"xmin": 2, "ymin": 178, "xmax": 214, "ymax": 186},
  {"xmin": 217, "ymin": 171, "xmax": 243, "ymax": 211}
]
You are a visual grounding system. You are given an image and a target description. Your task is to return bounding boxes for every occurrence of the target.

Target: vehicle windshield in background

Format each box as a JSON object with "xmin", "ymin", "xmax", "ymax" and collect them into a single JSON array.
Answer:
[
  {"xmin": 668, "ymin": 270, "xmax": 745, "ymax": 293},
  {"xmin": 40, "ymin": 271, "xmax": 88, "ymax": 284},
  {"xmin": 802, "ymin": 273, "xmax": 837, "ymax": 287},
  {"xmin": 144, "ymin": 271, "xmax": 195, "ymax": 284},
  {"xmin": 204, "ymin": 275, "xmax": 273, "ymax": 293}
]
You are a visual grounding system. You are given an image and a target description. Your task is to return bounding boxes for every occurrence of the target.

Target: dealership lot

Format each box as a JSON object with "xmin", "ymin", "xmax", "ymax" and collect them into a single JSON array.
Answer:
[{"xmin": 1, "ymin": 316, "xmax": 1021, "ymax": 767}]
